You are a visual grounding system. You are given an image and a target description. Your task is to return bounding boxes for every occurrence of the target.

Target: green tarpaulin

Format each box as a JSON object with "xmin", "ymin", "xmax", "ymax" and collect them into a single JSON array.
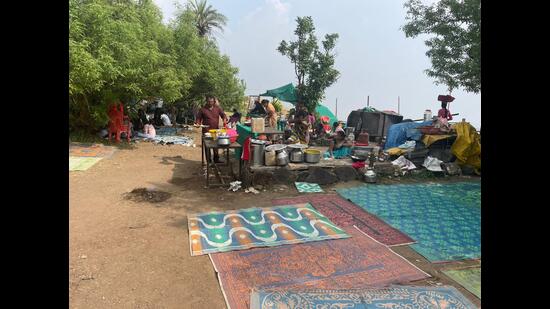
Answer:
[{"xmin": 260, "ymin": 83, "xmax": 298, "ymax": 103}]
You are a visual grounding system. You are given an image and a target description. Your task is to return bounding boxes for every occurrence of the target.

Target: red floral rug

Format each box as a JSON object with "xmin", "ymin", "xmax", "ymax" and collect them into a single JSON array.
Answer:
[
  {"xmin": 272, "ymin": 193, "xmax": 415, "ymax": 246},
  {"xmin": 209, "ymin": 227, "xmax": 429, "ymax": 309}
]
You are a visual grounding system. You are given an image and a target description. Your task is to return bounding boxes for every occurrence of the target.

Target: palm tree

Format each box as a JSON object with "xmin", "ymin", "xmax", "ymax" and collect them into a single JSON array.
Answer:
[{"xmin": 187, "ymin": 0, "xmax": 227, "ymax": 37}]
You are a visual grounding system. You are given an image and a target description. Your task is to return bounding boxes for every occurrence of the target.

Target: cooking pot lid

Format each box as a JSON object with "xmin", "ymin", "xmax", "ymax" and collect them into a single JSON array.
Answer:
[
  {"xmin": 265, "ymin": 144, "xmax": 287, "ymax": 152},
  {"xmin": 287, "ymin": 144, "xmax": 308, "ymax": 150}
]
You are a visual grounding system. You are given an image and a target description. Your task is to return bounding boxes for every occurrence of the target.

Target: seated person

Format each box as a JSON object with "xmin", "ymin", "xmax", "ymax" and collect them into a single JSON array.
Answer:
[
  {"xmin": 160, "ymin": 111, "xmax": 172, "ymax": 126},
  {"xmin": 228, "ymin": 108, "xmax": 242, "ymax": 126},
  {"xmin": 250, "ymin": 100, "xmax": 266, "ymax": 115},
  {"xmin": 287, "ymin": 104, "xmax": 310, "ymax": 144},
  {"xmin": 136, "ymin": 120, "xmax": 156, "ymax": 139},
  {"xmin": 328, "ymin": 130, "xmax": 353, "ymax": 159}
]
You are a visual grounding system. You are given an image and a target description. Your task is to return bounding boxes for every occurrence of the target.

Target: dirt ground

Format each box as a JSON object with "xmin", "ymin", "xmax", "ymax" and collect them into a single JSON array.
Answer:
[{"xmin": 69, "ymin": 129, "xmax": 481, "ymax": 308}]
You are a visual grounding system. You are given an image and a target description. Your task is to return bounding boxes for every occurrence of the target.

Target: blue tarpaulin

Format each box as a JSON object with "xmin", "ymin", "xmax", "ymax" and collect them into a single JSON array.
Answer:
[{"xmin": 385, "ymin": 121, "xmax": 433, "ymax": 150}]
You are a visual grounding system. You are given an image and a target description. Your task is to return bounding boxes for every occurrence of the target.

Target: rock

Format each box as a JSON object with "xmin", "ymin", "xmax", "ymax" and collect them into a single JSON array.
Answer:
[
  {"xmin": 442, "ymin": 162, "xmax": 462, "ymax": 176},
  {"xmin": 252, "ymin": 171, "xmax": 273, "ymax": 186},
  {"xmin": 272, "ymin": 167, "xmax": 296, "ymax": 184},
  {"xmin": 305, "ymin": 167, "xmax": 338, "ymax": 185},
  {"xmin": 296, "ymin": 171, "xmax": 309, "ymax": 182},
  {"xmin": 334, "ymin": 166, "xmax": 359, "ymax": 182}
]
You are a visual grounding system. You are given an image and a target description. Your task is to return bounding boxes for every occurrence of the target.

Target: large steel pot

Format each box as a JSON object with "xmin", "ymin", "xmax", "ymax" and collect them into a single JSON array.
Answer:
[
  {"xmin": 217, "ymin": 135, "xmax": 230, "ymax": 146},
  {"xmin": 276, "ymin": 149, "xmax": 289, "ymax": 166},
  {"xmin": 251, "ymin": 141, "xmax": 265, "ymax": 166},
  {"xmin": 304, "ymin": 149, "xmax": 321, "ymax": 163},
  {"xmin": 289, "ymin": 148, "xmax": 304, "ymax": 163}
]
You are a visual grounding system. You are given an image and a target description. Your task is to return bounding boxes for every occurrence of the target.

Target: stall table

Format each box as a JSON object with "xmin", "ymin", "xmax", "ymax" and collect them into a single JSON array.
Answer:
[{"xmin": 203, "ymin": 138, "xmax": 242, "ymax": 188}]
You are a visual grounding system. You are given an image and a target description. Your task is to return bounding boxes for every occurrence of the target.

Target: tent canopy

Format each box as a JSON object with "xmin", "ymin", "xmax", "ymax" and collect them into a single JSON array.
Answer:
[
  {"xmin": 259, "ymin": 83, "xmax": 297, "ymax": 103},
  {"xmin": 261, "ymin": 83, "xmax": 337, "ymax": 123}
]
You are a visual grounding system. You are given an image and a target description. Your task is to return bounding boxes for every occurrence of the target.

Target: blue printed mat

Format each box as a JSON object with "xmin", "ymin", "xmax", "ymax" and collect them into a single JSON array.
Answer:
[
  {"xmin": 250, "ymin": 285, "xmax": 477, "ymax": 309},
  {"xmin": 337, "ymin": 182, "xmax": 480, "ymax": 262}
]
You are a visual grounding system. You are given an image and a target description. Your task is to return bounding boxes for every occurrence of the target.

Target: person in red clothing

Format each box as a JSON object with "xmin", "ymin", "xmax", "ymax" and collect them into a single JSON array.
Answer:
[
  {"xmin": 195, "ymin": 95, "xmax": 228, "ymax": 163},
  {"xmin": 438, "ymin": 101, "xmax": 453, "ymax": 121}
]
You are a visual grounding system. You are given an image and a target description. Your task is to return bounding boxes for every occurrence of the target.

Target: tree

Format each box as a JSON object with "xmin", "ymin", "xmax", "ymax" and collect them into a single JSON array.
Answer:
[
  {"xmin": 186, "ymin": 0, "xmax": 227, "ymax": 38},
  {"xmin": 277, "ymin": 16, "xmax": 340, "ymax": 113},
  {"xmin": 402, "ymin": 0, "xmax": 481, "ymax": 93}
]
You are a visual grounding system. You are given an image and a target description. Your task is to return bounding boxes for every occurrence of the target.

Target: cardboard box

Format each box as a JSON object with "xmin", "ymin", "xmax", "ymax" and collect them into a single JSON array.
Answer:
[{"xmin": 251, "ymin": 118, "xmax": 265, "ymax": 133}]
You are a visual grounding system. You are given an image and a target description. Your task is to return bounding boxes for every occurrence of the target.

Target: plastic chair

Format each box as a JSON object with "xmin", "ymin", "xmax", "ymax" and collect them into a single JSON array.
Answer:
[{"xmin": 108, "ymin": 102, "xmax": 132, "ymax": 143}]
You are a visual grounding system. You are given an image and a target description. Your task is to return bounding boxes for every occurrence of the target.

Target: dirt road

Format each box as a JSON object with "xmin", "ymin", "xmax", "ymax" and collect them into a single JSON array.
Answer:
[{"xmin": 69, "ymin": 130, "xmax": 481, "ymax": 308}]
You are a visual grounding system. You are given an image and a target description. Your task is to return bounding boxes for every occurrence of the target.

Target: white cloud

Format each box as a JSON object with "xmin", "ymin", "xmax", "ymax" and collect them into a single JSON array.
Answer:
[{"xmin": 267, "ymin": 0, "xmax": 290, "ymax": 15}]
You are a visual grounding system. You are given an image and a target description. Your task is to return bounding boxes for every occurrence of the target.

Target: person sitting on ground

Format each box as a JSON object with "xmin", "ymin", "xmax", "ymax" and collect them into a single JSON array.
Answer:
[
  {"xmin": 160, "ymin": 110, "xmax": 172, "ymax": 126},
  {"xmin": 328, "ymin": 130, "xmax": 353, "ymax": 159},
  {"xmin": 137, "ymin": 120, "xmax": 156, "ymax": 139},
  {"xmin": 287, "ymin": 103, "xmax": 310, "ymax": 144},
  {"xmin": 228, "ymin": 108, "xmax": 242, "ymax": 126}
]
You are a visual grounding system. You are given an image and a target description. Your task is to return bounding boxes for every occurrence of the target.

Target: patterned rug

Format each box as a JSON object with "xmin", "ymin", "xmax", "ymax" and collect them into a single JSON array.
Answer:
[
  {"xmin": 209, "ymin": 227, "xmax": 430, "ymax": 309},
  {"xmin": 250, "ymin": 285, "xmax": 477, "ymax": 309},
  {"xmin": 188, "ymin": 203, "xmax": 350, "ymax": 256},
  {"xmin": 295, "ymin": 182, "xmax": 324, "ymax": 193},
  {"xmin": 337, "ymin": 182, "xmax": 481, "ymax": 262},
  {"xmin": 69, "ymin": 156, "xmax": 103, "ymax": 171},
  {"xmin": 69, "ymin": 143, "xmax": 116, "ymax": 158},
  {"xmin": 443, "ymin": 267, "xmax": 481, "ymax": 299},
  {"xmin": 272, "ymin": 194, "xmax": 415, "ymax": 246}
]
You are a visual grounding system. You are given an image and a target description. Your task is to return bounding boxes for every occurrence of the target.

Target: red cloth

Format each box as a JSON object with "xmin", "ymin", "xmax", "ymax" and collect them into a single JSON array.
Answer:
[
  {"xmin": 196, "ymin": 106, "xmax": 227, "ymax": 133},
  {"xmin": 437, "ymin": 108, "xmax": 453, "ymax": 120},
  {"xmin": 241, "ymin": 137, "xmax": 251, "ymax": 161},
  {"xmin": 352, "ymin": 161, "xmax": 366, "ymax": 169}
]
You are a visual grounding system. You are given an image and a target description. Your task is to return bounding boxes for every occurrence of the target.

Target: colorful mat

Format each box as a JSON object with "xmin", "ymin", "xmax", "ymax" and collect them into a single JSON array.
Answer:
[
  {"xmin": 443, "ymin": 267, "xmax": 481, "ymax": 299},
  {"xmin": 69, "ymin": 143, "xmax": 115, "ymax": 158},
  {"xmin": 69, "ymin": 156, "xmax": 102, "ymax": 171},
  {"xmin": 209, "ymin": 227, "xmax": 430, "ymax": 309},
  {"xmin": 272, "ymin": 194, "xmax": 415, "ymax": 246},
  {"xmin": 250, "ymin": 285, "xmax": 477, "ymax": 309},
  {"xmin": 337, "ymin": 182, "xmax": 481, "ymax": 262},
  {"xmin": 295, "ymin": 182, "xmax": 324, "ymax": 193},
  {"xmin": 188, "ymin": 203, "xmax": 349, "ymax": 256}
]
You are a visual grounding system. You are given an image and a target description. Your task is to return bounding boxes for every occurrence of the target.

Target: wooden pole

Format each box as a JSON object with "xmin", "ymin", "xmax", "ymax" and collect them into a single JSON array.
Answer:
[{"xmin": 335, "ymin": 98, "xmax": 338, "ymax": 120}]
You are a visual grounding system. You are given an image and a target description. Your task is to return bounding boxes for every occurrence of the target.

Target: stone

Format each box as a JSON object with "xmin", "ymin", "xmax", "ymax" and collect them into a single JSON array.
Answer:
[
  {"xmin": 296, "ymin": 171, "xmax": 309, "ymax": 182},
  {"xmin": 305, "ymin": 167, "xmax": 338, "ymax": 185},
  {"xmin": 252, "ymin": 171, "xmax": 273, "ymax": 186},
  {"xmin": 333, "ymin": 166, "xmax": 359, "ymax": 182},
  {"xmin": 272, "ymin": 167, "xmax": 296, "ymax": 184}
]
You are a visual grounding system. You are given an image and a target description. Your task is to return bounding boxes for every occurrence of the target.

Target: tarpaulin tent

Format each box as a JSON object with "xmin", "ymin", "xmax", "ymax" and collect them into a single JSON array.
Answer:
[
  {"xmin": 315, "ymin": 104, "xmax": 337, "ymax": 126},
  {"xmin": 259, "ymin": 83, "xmax": 298, "ymax": 103}
]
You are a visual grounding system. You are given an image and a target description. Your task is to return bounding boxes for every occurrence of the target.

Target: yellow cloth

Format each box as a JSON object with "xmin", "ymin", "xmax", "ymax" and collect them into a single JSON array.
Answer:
[
  {"xmin": 422, "ymin": 134, "xmax": 453, "ymax": 147},
  {"xmin": 266, "ymin": 103, "xmax": 277, "ymax": 127},
  {"xmin": 451, "ymin": 122, "xmax": 481, "ymax": 172},
  {"xmin": 387, "ymin": 147, "xmax": 408, "ymax": 156}
]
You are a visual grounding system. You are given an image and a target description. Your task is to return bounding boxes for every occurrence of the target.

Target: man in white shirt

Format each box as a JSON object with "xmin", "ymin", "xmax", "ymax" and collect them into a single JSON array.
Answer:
[{"xmin": 160, "ymin": 113, "xmax": 172, "ymax": 126}]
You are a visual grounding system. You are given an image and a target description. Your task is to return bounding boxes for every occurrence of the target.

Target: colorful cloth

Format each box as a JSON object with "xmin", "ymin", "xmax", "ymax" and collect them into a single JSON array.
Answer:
[
  {"xmin": 337, "ymin": 182, "xmax": 481, "ymax": 262},
  {"xmin": 188, "ymin": 203, "xmax": 349, "ymax": 256},
  {"xmin": 210, "ymin": 227, "xmax": 430, "ymax": 309},
  {"xmin": 295, "ymin": 182, "xmax": 324, "ymax": 193},
  {"xmin": 272, "ymin": 194, "xmax": 415, "ymax": 246},
  {"xmin": 69, "ymin": 143, "xmax": 115, "ymax": 158},
  {"xmin": 152, "ymin": 135, "xmax": 194, "ymax": 146},
  {"xmin": 69, "ymin": 156, "xmax": 102, "ymax": 171},
  {"xmin": 250, "ymin": 286, "xmax": 477, "ymax": 309},
  {"xmin": 443, "ymin": 267, "xmax": 481, "ymax": 299},
  {"xmin": 324, "ymin": 146, "xmax": 351, "ymax": 159}
]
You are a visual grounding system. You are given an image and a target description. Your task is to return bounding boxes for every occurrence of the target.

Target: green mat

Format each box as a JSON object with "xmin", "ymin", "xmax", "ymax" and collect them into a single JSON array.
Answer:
[
  {"xmin": 295, "ymin": 182, "xmax": 324, "ymax": 193},
  {"xmin": 443, "ymin": 267, "xmax": 481, "ymax": 299},
  {"xmin": 69, "ymin": 156, "xmax": 102, "ymax": 171}
]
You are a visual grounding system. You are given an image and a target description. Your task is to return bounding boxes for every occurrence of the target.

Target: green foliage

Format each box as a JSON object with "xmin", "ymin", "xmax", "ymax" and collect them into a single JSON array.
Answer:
[
  {"xmin": 186, "ymin": 0, "xmax": 227, "ymax": 37},
  {"xmin": 402, "ymin": 0, "xmax": 481, "ymax": 93},
  {"xmin": 277, "ymin": 16, "xmax": 340, "ymax": 113},
  {"xmin": 69, "ymin": 0, "xmax": 243, "ymax": 133}
]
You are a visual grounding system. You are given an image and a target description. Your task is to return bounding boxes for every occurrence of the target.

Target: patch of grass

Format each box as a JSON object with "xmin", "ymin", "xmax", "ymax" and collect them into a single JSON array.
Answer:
[{"xmin": 69, "ymin": 131, "xmax": 136, "ymax": 150}]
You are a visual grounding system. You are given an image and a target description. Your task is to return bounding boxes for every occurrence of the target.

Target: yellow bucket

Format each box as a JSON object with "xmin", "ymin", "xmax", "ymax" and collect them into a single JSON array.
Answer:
[{"xmin": 209, "ymin": 129, "xmax": 218, "ymax": 139}]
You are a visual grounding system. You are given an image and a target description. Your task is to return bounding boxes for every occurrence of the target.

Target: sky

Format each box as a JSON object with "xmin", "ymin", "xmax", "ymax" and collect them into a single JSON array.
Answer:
[{"xmin": 153, "ymin": 0, "xmax": 481, "ymax": 129}]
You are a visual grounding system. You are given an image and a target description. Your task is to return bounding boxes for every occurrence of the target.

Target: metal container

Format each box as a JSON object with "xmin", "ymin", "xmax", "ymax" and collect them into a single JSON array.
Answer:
[
  {"xmin": 265, "ymin": 150, "xmax": 277, "ymax": 166},
  {"xmin": 289, "ymin": 148, "xmax": 304, "ymax": 163},
  {"xmin": 251, "ymin": 142, "xmax": 265, "ymax": 166},
  {"xmin": 217, "ymin": 135, "xmax": 230, "ymax": 146},
  {"xmin": 424, "ymin": 109, "xmax": 432, "ymax": 122},
  {"xmin": 276, "ymin": 149, "xmax": 289, "ymax": 166},
  {"xmin": 304, "ymin": 149, "xmax": 321, "ymax": 163},
  {"xmin": 364, "ymin": 169, "xmax": 377, "ymax": 183}
]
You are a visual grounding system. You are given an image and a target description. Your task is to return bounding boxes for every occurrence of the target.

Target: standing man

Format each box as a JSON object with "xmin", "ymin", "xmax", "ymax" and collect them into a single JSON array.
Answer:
[
  {"xmin": 261, "ymin": 99, "xmax": 277, "ymax": 128},
  {"xmin": 196, "ymin": 95, "xmax": 228, "ymax": 163}
]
